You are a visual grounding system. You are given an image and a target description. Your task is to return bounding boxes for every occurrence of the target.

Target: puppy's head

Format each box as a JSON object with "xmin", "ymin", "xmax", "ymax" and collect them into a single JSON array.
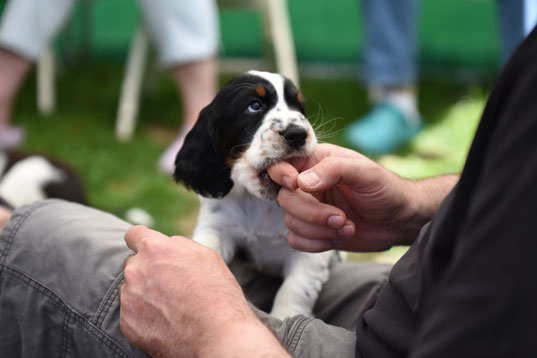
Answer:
[{"xmin": 174, "ymin": 71, "xmax": 316, "ymax": 201}]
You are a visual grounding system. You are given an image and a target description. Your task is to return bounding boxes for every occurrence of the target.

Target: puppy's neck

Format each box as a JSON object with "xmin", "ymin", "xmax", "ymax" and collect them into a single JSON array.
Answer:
[{"xmin": 223, "ymin": 185, "xmax": 279, "ymax": 209}]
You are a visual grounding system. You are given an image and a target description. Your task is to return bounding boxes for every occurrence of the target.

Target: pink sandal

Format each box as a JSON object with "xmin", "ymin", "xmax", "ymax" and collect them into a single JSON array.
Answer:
[{"xmin": 0, "ymin": 126, "xmax": 25, "ymax": 150}]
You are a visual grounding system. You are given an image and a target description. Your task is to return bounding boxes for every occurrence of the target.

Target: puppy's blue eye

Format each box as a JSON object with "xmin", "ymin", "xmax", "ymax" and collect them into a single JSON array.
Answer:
[{"xmin": 247, "ymin": 101, "xmax": 263, "ymax": 113}]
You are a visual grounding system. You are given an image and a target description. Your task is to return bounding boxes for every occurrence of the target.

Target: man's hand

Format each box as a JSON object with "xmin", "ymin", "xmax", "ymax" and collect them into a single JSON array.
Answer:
[
  {"xmin": 268, "ymin": 143, "xmax": 457, "ymax": 253},
  {"xmin": 119, "ymin": 226, "xmax": 290, "ymax": 358}
]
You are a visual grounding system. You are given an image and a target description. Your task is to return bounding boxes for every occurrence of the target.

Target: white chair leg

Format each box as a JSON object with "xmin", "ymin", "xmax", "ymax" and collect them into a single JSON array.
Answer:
[
  {"xmin": 262, "ymin": 0, "xmax": 299, "ymax": 86},
  {"xmin": 116, "ymin": 25, "xmax": 149, "ymax": 141},
  {"xmin": 37, "ymin": 47, "xmax": 56, "ymax": 115}
]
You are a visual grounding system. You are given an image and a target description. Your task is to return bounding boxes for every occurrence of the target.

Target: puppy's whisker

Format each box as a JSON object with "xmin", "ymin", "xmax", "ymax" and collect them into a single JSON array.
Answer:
[
  {"xmin": 316, "ymin": 122, "xmax": 344, "ymax": 138},
  {"xmin": 312, "ymin": 115, "xmax": 345, "ymax": 141},
  {"xmin": 308, "ymin": 104, "xmax": 325, "ymax": 128}
]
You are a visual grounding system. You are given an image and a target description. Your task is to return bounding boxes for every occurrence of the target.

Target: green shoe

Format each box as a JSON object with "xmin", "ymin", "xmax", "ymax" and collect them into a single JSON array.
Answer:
[{"xmin": 345, "ymin": 102, "xmax": 422, "ymax": 155}]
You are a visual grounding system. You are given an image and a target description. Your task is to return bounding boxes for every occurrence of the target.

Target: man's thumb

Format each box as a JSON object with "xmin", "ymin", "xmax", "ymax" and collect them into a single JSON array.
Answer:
[{"xmin": 297, "ymin": 157, "xmax": 370, "ymax": 193}]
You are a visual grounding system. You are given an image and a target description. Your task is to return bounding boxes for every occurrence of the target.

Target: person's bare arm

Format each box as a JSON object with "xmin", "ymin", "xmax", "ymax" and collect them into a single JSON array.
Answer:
[
  {"xmin": 120, "ymin": 226, "xmax": 290, "ymax": 358},
  {"xmin": 404, "ymin": 174, "xmax": 459, "ymax": 242}
]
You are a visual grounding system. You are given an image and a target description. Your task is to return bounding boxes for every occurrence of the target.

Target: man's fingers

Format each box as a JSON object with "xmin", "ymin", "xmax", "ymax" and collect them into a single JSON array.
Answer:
[
  {"xmin": 297, "ymin": 156, "xmax": 380, "ymax": 193},
  {"xmin": 288, "ymin": 232, "xmax": 343, "ymax": 253},
  {"xmin": 284, "ymin": 214, "xmax": 338, "ymax": 240},
  {"xmin": 278, "ymin": 188, "xmax": 349, "ymax": 230},
  {"xmin": 284, "ymin": 212, "xmax": 355, "ymax": 239},
  {"xmin": 125, "ymin": 225, "xmax": 169, "ymax": 253},
  {"xmin": 267, "ymin": 161, "xmax": 299, "ymax": 189},
  {"xmin": 267, "ymin": 153, "xmax": 331, "ymax": 190}
]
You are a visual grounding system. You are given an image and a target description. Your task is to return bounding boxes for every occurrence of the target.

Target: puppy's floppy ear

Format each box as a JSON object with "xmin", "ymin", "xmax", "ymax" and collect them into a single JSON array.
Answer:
[{"xmin": 173, "ymin": 104, "xmax": 234, "ymax": 198}]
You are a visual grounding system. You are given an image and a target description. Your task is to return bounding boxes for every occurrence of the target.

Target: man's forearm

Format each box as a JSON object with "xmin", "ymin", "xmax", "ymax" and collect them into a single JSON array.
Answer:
[
  {"xmin": 400, "ymin": 174, "xmax": 459, "ymax": 245},
  {"xmin": 415, "ymin": 174, "xmax": 459, "ymax": 217},
  {"xmin": 197, "ymin": 316, "xmax": 291, "ymax": 358}
]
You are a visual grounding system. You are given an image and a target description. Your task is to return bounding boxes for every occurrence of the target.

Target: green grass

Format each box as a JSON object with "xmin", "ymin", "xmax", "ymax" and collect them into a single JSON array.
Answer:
[
  {"xmin": 12, "ymin": 62, "xmax": 494, "ymax": 244},
  {"xmin": 378, "ymin": 91, "xmax": 485, "ymax": 178}
]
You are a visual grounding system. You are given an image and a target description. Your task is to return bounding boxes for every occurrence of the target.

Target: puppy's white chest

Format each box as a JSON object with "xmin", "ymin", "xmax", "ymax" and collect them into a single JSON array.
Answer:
[
  {"xmin": 195, "ymin": 188, "xmax": 291, "ymax": 272},
  {"xmin": 235, "ymin": 223, "xmax": 292, "ymax": 276},
  {"xmin": 193, "ymin": 189, "xmax": 335, "ymax": 319}
]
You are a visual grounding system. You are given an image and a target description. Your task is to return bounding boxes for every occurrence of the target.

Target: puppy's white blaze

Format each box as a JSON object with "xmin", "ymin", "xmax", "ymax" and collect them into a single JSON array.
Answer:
[{"xmin": 247, "ymin": 70, "xmax": 288, "ymax": 111}]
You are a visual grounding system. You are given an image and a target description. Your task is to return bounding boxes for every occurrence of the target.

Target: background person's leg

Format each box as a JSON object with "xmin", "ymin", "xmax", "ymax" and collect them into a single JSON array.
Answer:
[
  {"xmin": 361, "ymin": 0, "xmax": 418, "ymax": 88},
  {"xmin": 0, "ymin": 200, "xmax": 150, "ymax": 357},
  {"xmin": 158, "ymin": 58, "xmax": 218, "ymax": 174},
  {"xmin": 136, "ymin": 0, "xmax": 220, "ymax": 174},
  {"xmin": 497, "ymin": 0, "xmax": 537, "ymax": 64},
  {"xmin": 0, "ymin": 0, "xmax": 74, "ymax": 149},
  {"xmin": 0, "ymin": 49, "xmax": 31, "ymax": 150},
  {"xmin": 346, "ymin": 0, "xmax": 422, "ymax": 155},
  {"xmin": 0, "ymin": 0, "xmax": 74, "ymax": 60}
]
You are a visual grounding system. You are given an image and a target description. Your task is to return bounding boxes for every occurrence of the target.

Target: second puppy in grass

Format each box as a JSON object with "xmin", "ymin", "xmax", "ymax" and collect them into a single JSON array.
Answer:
[{"xmin": 174, "ymin": 70, "xmax": 337, "ymax": 319}]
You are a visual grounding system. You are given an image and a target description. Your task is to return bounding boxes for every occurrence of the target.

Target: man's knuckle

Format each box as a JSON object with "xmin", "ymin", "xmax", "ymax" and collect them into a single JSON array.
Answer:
[
  {"xmin": 123, "ymin": 264, "xmax": 141, "ymax": 284},
  {"xmin": 309, "ymin": 210, "xmax": 326, "ymax": 224},
  {"xmin": 126, "ymin": 225, "xmax": 146, "ymax": 239},
  {"xmin": 278, "ymin": 187, "xmax": 291, "ymax": 203},
  {"xmin": 288, "ymin": 232, "xmax": 298, "ymax": 248},
  {"xmin": 141, "ymin": 236, "xmax": 164, "ymax": 255},
  {"xmin": 283, "ymin": 213, "xmax": 295, "ymax": 228}
]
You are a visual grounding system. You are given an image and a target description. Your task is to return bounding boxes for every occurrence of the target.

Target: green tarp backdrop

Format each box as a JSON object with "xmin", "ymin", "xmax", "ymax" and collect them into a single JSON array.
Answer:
[{"xmin": 0, "ymin": 0, "xmax": 502, "ymax": 72}]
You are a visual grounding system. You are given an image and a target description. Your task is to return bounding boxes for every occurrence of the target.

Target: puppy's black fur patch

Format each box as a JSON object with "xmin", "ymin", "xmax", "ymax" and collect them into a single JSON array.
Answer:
[
  {"xmin": 284, "ymin": 78, "xmax": 306, "ymax": 114},
  {"xmin": 173, "ymin": 101, "xmax": 233, "ymax": 198}
]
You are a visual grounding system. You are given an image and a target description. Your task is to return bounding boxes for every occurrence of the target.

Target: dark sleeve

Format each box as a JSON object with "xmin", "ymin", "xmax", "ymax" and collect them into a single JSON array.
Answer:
[{"xmin": 410, "ymin": 28, "xmax": 537, "ymax": 357}]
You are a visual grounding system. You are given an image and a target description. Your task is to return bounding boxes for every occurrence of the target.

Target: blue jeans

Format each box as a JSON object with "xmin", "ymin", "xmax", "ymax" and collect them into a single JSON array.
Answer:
[
  {"xmin": 363, "ymin": 0, "xmax": 537, "ymax": 86},
  {"xmin": 362, "ymin": 0, "xmax": 419, "ymax": 86},
  {"xmin": 497, "ymin": 0, "xmax": 537, "ymax": 63}
]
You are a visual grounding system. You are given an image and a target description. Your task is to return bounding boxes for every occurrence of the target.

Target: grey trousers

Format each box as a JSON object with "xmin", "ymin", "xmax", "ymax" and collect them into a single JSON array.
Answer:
[{"xmin": 0, "ymin": 200, "xmax": 391, "ymax": 358}]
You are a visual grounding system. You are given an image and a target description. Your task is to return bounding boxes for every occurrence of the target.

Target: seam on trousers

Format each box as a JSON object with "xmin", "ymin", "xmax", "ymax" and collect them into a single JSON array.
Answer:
[
  {"xmin": 1, "ymin": 264, "xmax": 134, "ymax": 358},
  {"xmin": 93, "ymin": 272, "xmax": 125, "ymax": 328},
  {"xmin": 61, "ymin": 309, "xmax": 73, "ymax": 358},
  {"xmin": 286, "ymin": 316, "xmax": 314, "ymax": 354}
]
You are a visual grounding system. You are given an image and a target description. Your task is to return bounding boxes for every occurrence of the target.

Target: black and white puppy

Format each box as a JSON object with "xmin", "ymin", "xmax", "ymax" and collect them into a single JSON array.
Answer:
[
  {"xmin": 174, "ymin": 70, "xmax": 336, "ymax": 319},
  {"xmin": 0, "ymin": 151, "xmax": 87, "ymax": 208}
]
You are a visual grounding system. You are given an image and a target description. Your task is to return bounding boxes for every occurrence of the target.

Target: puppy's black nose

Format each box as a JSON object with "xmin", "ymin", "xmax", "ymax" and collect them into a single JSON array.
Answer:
[{"xmin": 280, "ymin": 124, "xmax": 307, "ymax": 148}]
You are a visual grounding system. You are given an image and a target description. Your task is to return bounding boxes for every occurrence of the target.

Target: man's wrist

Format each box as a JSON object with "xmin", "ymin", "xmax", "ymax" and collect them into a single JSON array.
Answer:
[
  {"xmin": 196, "ymin": 313, "xmax": 290, "ymax": 358},
  {"xmin": 401, "ymin": 174, "xmax": 459, "ymax": 244}
]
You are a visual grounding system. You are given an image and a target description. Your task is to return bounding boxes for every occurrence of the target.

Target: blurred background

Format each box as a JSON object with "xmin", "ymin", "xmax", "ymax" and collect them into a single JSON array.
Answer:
[{"xmin": 0, "ymin": 0, "xmax": 512, "ymax": 260}]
